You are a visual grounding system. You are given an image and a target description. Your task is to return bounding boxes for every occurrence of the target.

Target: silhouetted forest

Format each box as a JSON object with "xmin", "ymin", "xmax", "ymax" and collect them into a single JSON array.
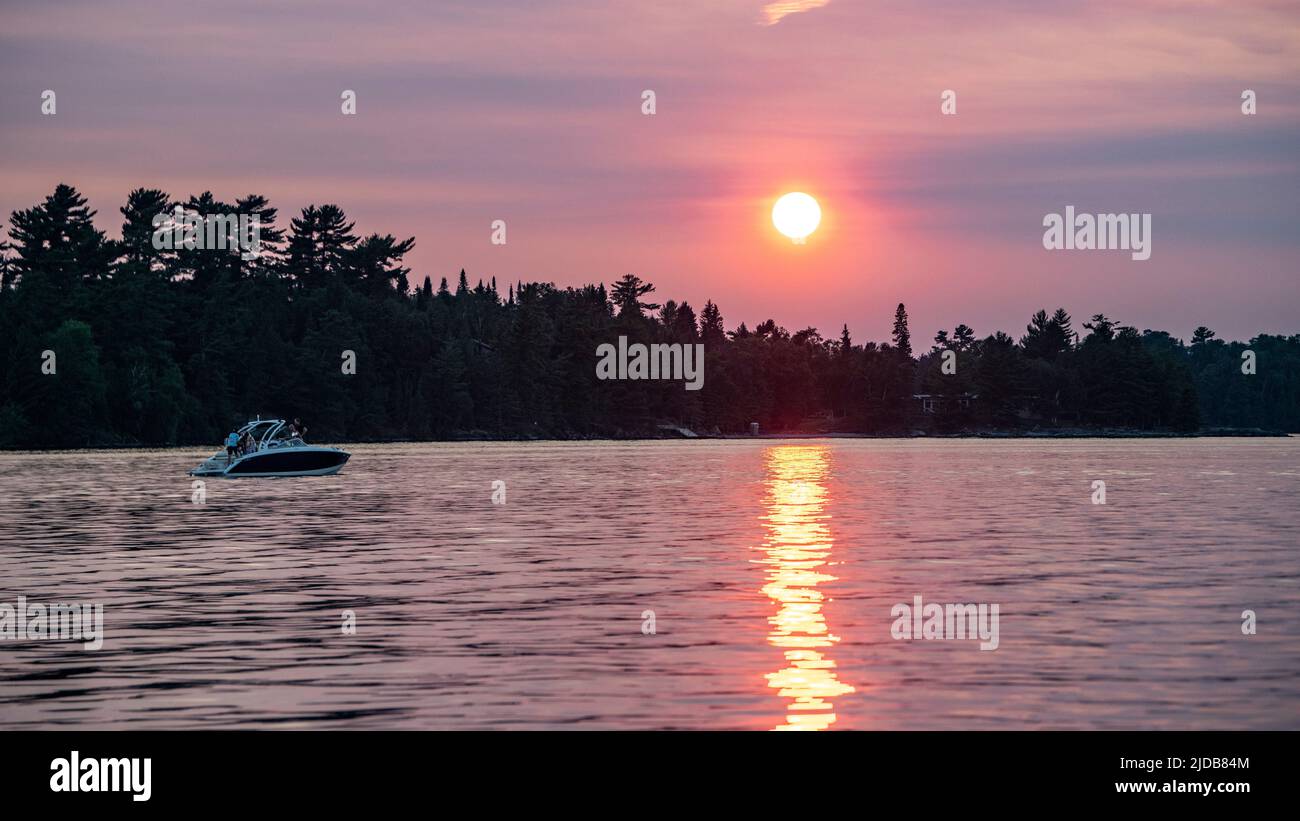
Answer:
[{"xmin": 1, "ymin": 185, "xmax": 1296, "ymax": 448}]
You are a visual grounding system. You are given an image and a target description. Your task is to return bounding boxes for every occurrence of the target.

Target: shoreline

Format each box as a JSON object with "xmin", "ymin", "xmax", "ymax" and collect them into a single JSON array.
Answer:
[{"xmin": 0, "ymin": 428, "xmax": 1291, "ymax": 453}]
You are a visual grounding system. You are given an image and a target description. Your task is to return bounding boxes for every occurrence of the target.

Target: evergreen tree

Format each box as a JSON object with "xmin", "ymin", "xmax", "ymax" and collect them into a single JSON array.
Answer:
[
  {"xmin": 699, "ymin": 300, "xmax": 725, "ymax": 344},
  {"xmin": 672, "ymin": 300, "xmax": 698, "ymax": 341},
  {"xmin": 610, "ymin": 274, "xmax": 659, "ymax": 318},
  {"xmin": 287, "ymin": 204, "xmax": 357, "ymax": 289},
  {"xmin": 892, "ymin": 303, "xmax": 912, "ymax": 359}
]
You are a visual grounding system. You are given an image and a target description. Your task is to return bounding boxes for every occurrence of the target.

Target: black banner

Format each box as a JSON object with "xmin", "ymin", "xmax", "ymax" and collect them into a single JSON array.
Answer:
[{"xmin": 1, "ymin": 731, "xmax": 1283, "ymax": 809}]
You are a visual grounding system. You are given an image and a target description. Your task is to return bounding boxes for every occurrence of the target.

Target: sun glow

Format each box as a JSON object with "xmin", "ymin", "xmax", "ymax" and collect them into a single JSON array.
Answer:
[{"xmin": 772, "ymin": 192, "xmax": 821, "ymax": 244}]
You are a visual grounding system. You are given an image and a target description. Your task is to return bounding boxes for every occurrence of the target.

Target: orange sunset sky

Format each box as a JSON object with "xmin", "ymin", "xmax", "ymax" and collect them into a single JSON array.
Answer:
[{"xmin": 1, "ymin": 0, "xmax": 1297, "ymax": 342}]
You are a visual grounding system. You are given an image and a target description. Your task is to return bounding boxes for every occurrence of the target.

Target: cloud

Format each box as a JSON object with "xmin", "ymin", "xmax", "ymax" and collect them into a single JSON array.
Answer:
[{"xmin": 760, "ymin": 0, "xmax": 831, "ymax": 26}]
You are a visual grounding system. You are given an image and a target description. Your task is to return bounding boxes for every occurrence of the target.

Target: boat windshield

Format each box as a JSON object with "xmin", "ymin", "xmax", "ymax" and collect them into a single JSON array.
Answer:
[
  {"xmin": 266, "ymin": 424, "xmax": 302, "ymax": 445},
  {"xmin": 231, "ymin": 419, "xmax": 302, "ymax": 451}
]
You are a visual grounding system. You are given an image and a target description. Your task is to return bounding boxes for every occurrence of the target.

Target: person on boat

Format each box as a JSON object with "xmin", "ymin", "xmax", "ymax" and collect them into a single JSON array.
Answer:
[
  {"xmin": 225, "ymin": 431, "xmax": 240, "ymax": 462},
  {"xmin": 289, "ymin": 418, "xmax": 307, "ymax": 440},
  {"xmin": 240, "ymin": 431, "xmax": 256, "ymax": 456}
]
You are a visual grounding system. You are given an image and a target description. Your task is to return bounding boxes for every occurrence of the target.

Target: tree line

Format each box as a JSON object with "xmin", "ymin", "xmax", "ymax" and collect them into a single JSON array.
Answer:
[{"xmin": 1, "ymin": 184, "xmax": 1296, "ymax": 448}]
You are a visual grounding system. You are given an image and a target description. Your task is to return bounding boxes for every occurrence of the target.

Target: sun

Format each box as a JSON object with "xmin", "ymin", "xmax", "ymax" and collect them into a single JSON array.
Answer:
[{"xmin": 772, "ymin": 192, "xmax": 821, "ymax": 244}]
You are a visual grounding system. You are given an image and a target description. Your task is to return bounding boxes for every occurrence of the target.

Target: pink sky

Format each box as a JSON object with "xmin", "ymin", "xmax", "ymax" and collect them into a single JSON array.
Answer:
[{"xmin": 1, "ymin": 0, "xmax": 1297, "ymax": 342}]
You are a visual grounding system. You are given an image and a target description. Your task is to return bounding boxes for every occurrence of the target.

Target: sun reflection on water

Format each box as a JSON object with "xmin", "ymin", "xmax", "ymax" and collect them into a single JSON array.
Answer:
[{"xmin": 759, "ymin": 445, "xmax": 854, "ymax": 730}]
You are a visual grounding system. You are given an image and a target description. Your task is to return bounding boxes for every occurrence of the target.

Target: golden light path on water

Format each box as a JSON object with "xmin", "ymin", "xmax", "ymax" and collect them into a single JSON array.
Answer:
[{"xmin": 759, "ymin": 445, "xmax": 854, "ymax": 730}]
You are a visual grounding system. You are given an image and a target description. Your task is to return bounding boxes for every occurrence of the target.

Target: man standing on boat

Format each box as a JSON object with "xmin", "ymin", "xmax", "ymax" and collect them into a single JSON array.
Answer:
[{"xmin": 225, "ymin": 430, "xmax": 240, "ymax": 463}]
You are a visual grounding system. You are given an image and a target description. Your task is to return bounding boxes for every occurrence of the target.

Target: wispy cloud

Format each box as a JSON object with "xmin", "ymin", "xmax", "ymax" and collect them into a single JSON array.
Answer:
[{"xmin": 761, "ymin": 0, "xmax": 831, "ymax": 26}]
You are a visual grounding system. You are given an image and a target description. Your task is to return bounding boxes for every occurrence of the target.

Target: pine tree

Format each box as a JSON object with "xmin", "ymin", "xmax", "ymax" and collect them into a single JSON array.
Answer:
[
  {"xmin": 952, "ymin": 324, "xmax": 976, "ymax": 351},
  {"xmin": 610, "ymin": 274, "xmax": 659, "ymax": 318},
  {"xmin": 348, "ymin": 233, "xmax": 414, "ymax": 295},
  {"xmin": 287, "ymin": 204, "xmax": 356, "ymax": 288},
  {"xmin": 699, "ymin": 300, "xmax": 725, "ymax": 344},
  {"xmin": 672, "ymin": 301, "xmax": 698, "ymax": 341},
  {"xmin": 417, "ymin": 275, "xmax": 433, "ymax": 310},
  {"xmin": 7, "ymin": 184, "xmax": 111, "ymax": 314},
  {"xmin": 1051, "ymin": 308, "xmax": 1074, "ymax": 349},
  {"xmin": 892, "ymin": 303, "xmax": 912, "ymax": 359}
]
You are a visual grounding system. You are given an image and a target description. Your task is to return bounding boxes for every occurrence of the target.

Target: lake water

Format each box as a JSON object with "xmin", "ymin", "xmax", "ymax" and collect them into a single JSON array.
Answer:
[{"xmin": 1, "ymin": 438, "xmax": 1297, "ymax": 730}]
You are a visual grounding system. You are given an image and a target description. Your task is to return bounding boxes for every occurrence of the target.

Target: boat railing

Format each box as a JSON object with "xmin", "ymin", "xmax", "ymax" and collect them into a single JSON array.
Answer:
[{"xmin": 217, "ymin": 420, "xmax": 310, "ymax": 459}]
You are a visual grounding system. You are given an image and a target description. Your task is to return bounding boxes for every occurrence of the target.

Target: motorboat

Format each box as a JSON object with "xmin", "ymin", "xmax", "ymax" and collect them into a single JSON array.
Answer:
[{"xmin": 189, "ymin": 418, "xmax": 350, "ymax": 478}]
